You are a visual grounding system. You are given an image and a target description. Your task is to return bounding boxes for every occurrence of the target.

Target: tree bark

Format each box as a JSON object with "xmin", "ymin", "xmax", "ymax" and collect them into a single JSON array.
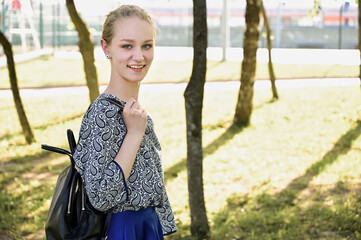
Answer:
[
  {"xmin": 358, "ymin": 2, "xmax": 361, "ymax": 85},
  {"xmin": 233, "ymin": 0, "xmax": 261, "ymax": 126},
  {"xmin": 0, "ymin": 31, "xmax": 35, "ymax": 144},
  {"xmin": 261, "ymin": 1, "xmax": 278, "ymax": 100},
  {"xmin": 183, "ymin": 0, "xmax": 210, "ymax": 238},
  {"xmin": 65, "ymin": 0, "xmax": 99, "ymax": 102}
]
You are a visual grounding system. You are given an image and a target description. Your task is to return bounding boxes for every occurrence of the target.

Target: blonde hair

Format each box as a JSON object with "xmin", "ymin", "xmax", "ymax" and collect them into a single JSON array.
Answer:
[{"xmin": 102, "ymin": 5, "xmax": 156, "ymax": 44}]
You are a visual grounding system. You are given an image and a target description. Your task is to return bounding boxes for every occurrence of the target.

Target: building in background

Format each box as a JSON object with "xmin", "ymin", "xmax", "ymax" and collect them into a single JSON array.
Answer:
[{"xmin": 0, "ymin": 0, "xmax": 358, "ymax": 51}]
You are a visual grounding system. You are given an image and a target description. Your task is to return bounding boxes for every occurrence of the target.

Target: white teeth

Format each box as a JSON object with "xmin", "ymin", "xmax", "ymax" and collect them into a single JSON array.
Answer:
[{"xmin": 129, "ymin": 65, "xmax": 144, "ymax": 69}]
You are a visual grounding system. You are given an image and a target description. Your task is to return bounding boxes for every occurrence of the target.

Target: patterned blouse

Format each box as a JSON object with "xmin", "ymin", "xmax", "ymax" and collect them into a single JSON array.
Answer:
[{"xmin": 73, "ymin": 93, "xmax": 177, "ymax": 235}]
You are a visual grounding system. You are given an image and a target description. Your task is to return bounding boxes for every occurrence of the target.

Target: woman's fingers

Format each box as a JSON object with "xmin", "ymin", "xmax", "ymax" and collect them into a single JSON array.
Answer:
[
  {"xmin": 125, "ymin": 98, "xmax": 141, "ymax": 110},
  {"xmin": 124, "ymin": 97, "xmax": 135, "ymax": 110},
  {"xmin": 122, "ymin": 98, "xmax": 148, "ymax": 135},
  {"xmin": 131, "ymin": 101, "xmax": 140, "ymax": 110}
]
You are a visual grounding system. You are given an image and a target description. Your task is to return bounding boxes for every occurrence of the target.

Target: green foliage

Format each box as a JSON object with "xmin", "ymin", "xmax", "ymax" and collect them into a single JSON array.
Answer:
[{"xmin": 309, "ymin": 0, "xmax": 322, "ymax": 16}]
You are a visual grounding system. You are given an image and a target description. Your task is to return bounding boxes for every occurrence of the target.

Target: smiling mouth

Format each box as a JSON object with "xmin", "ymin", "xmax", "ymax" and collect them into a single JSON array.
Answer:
[{"xmin": 128, "ymin": 65, "xmax": 145, "ymax": 69}]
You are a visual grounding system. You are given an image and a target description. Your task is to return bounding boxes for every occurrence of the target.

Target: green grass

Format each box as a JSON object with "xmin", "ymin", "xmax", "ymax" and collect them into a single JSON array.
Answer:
[
  {"xmin": 0, "ymin": 82, "xmax": 360, "ymax": 239},
  {"xmin": 0, "ymin": 55, "xmax": 358, "ymax": 88}
]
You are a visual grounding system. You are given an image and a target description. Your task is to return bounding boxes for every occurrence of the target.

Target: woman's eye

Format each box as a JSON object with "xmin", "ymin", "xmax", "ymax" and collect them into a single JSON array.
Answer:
[
  {"xmin": 143, "ymin": 44, "xmax": 152, "ymax": 49},
  {"xmin": 122, "ymin": 45, "xmax": 132, "ymax": 49}
]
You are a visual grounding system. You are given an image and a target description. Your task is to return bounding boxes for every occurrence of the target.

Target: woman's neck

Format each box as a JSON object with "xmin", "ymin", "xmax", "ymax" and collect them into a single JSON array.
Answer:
[{"xmin": 104, "ymin": 77, "xmax": 140, "ymax": 102}]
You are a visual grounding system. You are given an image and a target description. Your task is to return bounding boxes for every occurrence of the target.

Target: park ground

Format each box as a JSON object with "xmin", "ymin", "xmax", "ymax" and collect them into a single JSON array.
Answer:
[{"xmin": 0, "ymin": 47, "xmax": 360, "ymax": 239}]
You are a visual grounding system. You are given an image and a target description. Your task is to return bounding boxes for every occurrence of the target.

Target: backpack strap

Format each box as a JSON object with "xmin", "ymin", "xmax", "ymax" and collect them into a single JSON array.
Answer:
[
  {"xmin": 67, "ymin": 129, "xmax": 77, "ymax": 155},
  {"xmin": 41, "ymin": 144, "xmax": 72, "ymax": 156},
  {"xmin": 101, "ymin": 212, "xmax": 113, "ymax": 240},
  {"xmin": 100, "ymin": 97, "xmax": 124, "ymax": 111}
]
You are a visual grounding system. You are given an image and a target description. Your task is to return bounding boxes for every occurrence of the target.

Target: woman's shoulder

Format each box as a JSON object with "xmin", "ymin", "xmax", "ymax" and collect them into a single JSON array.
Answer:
[
  {"xmin": 87, "ymin": 93, "xmax": 122, "ymax": 114},
  {"xmin": 95, "ymin": 93, "xmax": 123, "ymax": 109},
  {"xmin": 80, "ymin": 94, "xmax": 124, "ymax": 127}
]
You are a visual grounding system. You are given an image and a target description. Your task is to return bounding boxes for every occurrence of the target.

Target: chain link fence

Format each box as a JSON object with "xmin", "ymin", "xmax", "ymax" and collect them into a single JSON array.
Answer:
[{"xmin": 0, "ymin": 0, "xmax": 358, "ymax": 52}]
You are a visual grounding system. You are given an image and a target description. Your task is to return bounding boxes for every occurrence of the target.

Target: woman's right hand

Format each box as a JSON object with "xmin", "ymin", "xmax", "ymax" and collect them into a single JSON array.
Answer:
[{"xmin": 122, "ymin": 98, "xmax": 148, "ymax": 137}]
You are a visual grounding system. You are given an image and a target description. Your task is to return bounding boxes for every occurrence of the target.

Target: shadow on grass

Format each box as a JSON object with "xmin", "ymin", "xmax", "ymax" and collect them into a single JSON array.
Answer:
[
  {"xmin": 164, "ymin": 123, "xmax": 244, "ymax": 183},
  {"xmin": 3, "ymin": 139, "xmax": 71, "ymax": 166},
  {"xmin": 34, "ymin": 112, "xmax": 85, "ymax": 131},
  {"xmin": 0, "ymin": 152, "xmax": 69, "ymax": 187},
  {"xmin": 0, "ymin": 172, "xmax": 61, "ymax": 240},
  {"xmin": 0, "ymin": 111, "xmax": 84, "ymax": 168},
  {"xmin": 0, "ymin": 111, "xmax": 84, "ymax": 141},
  {"xmin": 211, "ymin": 120, "xmax": 361, "ymax": 239},
  {"xmin": 208, "ymin": 61, "xmax": 225, "ymax": 70},
  {"xmin": 212, "ymin": 182, "xmax": 361, "ymax": 239},
  {"xmin": 0, "ymin": 147, "xmax": 71, "ymax": 239},
  {"xmin": 165, "ymin": 220, "xmax": 192, "ymax": 240},
  {"xmin": 282, "ymin": 120, "xmax": 361, "ymax": 202},
  {"xmin": 6, "ymin": 150, "xmax": 52, "ymax": 165},
  {"xmin": 164, "ymin": 96, "xmax": 276, "ymax": 184}
]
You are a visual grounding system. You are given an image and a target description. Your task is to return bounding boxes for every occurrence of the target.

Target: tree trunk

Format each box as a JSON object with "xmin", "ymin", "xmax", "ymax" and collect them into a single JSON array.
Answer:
[
  {"xmin": 233, "ymin": 0, "xmax": 261, "ymax": 126},
  {"xmin": 358, "ymin": 2, "xmax": 361, "ymax": 85},
  {"xmin": 183, "ymin": 0, "xmax": 209, "ymax": 238},
  {"xmin": 261, "ymin": 1, "xmax": 278, "ymax": 100},
  {"xmin": 65, "ymin": 0, "xmax": 99, "ymax": 102},
  {"xmin": 0, "ymin": 31, "xmax": 35, "ymax": 144}
]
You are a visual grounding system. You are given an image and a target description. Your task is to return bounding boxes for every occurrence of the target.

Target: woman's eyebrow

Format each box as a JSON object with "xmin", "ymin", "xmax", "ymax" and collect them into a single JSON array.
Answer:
[
  {"xmin": 119, "ymin": 39, "xmax": 135, "ymax": 43},
  {"xmin": 119, "ymin": 39, "xmax": 153, "ymax": 43}
]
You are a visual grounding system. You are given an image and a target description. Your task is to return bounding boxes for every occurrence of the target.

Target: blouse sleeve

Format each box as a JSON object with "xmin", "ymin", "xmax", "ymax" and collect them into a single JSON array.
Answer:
[
  {"xmin": 73, "ymin": 99, "xmax": 128, "ymax": 212},
  {"xmin": 156, "ymin": 192, "xmax": 177, "ymax": 235}
]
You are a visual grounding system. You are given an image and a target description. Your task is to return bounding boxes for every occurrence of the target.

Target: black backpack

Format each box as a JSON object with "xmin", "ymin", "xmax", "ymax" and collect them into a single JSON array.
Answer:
[
  {"xmin": 42, "ymin": 97, "xmax": 124, "ymax": 239},
  {"xmin": 42, "ymin": 129, "xmax": 112, "ymax": 240}
]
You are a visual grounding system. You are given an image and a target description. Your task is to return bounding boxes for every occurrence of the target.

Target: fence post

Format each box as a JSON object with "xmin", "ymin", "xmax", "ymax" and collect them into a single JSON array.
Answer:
[{"xmin": 39, "ymin": 0, "xmax": 43, "ymax": 48}]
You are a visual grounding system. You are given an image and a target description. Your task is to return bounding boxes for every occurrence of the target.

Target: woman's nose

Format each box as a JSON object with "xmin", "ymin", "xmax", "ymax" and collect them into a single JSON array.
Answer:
[{"xmin": 132, "ymin": 47, "xmax": 144, "ymax": 61}]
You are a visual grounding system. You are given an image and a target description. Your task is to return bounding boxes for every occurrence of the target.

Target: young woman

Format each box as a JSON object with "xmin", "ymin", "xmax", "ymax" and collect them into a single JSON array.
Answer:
[{"xmin": 73, "ymin": 5, "xmax": 177, "ymax": 239}]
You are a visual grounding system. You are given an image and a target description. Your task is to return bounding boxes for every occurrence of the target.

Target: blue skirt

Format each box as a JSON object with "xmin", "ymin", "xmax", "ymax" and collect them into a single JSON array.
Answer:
[{"xmin": 107, "ymin": 207, "xmax": 164, "ymax": 240}]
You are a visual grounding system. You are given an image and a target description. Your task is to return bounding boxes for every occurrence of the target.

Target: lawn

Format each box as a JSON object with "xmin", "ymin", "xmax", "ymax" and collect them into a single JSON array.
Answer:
[
  {"xmin": 0, "ymin": 55, "xmax": 358, "ymax": 89},
  {"xmin": 0, "ymin": 80, "xmax": 360, "ymax": 239}
]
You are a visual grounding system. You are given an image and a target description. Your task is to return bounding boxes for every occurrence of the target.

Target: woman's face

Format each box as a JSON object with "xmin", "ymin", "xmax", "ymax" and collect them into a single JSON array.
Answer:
[{"xmin": 103, "ymin": 16, "xmax": 154, "ymax": 83}]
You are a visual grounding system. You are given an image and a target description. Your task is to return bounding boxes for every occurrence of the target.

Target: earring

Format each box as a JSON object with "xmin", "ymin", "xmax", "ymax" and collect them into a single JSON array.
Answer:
[{"xmin": 106, "ymin": 55, "xmax": 110, "ymax": 59}]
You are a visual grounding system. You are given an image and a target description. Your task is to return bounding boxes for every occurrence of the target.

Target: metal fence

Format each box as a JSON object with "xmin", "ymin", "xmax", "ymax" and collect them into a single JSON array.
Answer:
[{"xmin": 0, "ymin": 0, "xmax": 358, "ymax": 51}]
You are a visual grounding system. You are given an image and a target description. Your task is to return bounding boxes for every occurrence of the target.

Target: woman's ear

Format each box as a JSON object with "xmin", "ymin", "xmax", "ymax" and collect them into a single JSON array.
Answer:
[{"xmin": 100, "ymin": 39, "xmax": 110, "ymax": 57}]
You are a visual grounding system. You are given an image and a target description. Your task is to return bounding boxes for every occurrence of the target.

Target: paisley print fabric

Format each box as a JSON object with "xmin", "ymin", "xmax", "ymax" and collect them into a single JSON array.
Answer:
[{"xmin": 73, "ymin": 93, "xmax": 177, "ymax": 235}]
